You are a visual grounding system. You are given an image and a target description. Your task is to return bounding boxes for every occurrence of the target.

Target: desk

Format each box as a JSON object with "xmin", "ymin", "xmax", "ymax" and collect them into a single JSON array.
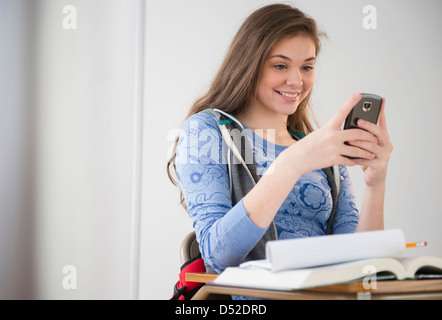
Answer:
[{"xmin": 186, "ymin": 273, "xmax": 442, "ymax": 300}]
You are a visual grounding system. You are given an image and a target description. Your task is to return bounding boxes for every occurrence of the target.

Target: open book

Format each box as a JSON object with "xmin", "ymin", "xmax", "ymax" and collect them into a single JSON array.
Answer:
[
  {"xmin": 212, "ymin": 229, "xmax": 442, "ymax": 290},
  {"xmin": 212, "ymin": 256, "xmax": 442, "ymax": 291}
]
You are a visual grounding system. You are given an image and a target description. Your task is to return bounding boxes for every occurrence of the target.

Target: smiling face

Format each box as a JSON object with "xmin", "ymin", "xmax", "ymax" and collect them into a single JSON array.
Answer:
[{"xmin": 249, "ymin": 35, "xmax": 316, "ymax": 118}]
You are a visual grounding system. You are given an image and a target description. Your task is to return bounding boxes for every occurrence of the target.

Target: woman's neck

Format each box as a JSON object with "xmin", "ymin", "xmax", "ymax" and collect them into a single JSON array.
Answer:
[{"xmin": 236, "ymin": 106, "xmax": 296, "ymax": 146}]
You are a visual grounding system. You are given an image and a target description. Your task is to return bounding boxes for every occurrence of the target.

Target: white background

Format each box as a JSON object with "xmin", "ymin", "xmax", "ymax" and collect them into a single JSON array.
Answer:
[{"xmin": 1, "ymin": 0, "xmax": 441, "ymax": 300}]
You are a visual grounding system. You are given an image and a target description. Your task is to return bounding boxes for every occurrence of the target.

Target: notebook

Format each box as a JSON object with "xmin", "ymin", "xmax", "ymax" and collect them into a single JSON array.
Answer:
[{"xmin": 263, "ymin": 229, "xmax": 406, "ymax": 272}]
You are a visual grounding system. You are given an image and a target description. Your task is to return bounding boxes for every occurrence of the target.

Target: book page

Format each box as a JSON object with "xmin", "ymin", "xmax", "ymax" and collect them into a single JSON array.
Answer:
[
  {"xmin": 212, "ymin": 267, "xmax": 312, "ymax": 291},
  {"xmin": 395, "ymin": 256, "xmax": 442, "ymax": 277},
  {"xmin": 266, "ymin": 229, "xmax": 406, "ymax": 272},
  {"xmin": 214, "ymin": 257, "xmax": 405, "ymax": 291}
]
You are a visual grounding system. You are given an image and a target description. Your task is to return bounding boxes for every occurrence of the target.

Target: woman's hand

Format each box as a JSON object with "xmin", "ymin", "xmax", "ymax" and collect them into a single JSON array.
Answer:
[
  {"xmin": 347, "ymin": 99, "xmax": 393, "ymax": 187},
  {"xmin": 288, "ymin": 93, "xmax": 380, "ymax": 176}
]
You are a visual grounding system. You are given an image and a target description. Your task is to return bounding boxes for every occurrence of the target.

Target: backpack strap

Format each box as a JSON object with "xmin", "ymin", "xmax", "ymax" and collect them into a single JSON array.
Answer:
[
  {"xmin": 323, "ymin": 166, "xmax": 340, "ymax": 235},
  {"xmin": 209, "ymin": 109, "xmax": 278, "ymax": 249},
  {"xmin": 204, "ymin": 108, "xmax": 259, "ymax": 187},
  {"xmin": 333, "ymin": 164, "xmax": 341, "ymax": 199}
]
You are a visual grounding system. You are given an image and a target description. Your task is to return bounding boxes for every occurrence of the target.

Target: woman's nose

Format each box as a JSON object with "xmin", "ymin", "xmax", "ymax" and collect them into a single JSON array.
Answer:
[{"xmin": 286, "ymin": 70, "xmax": 303, "ymax": 87}]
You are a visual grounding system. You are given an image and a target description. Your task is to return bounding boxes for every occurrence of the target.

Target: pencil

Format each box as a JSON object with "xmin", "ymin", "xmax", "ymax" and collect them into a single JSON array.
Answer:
[{"xmin": 406, "ymin": 241, "xmax": 427, "ymax": 248}]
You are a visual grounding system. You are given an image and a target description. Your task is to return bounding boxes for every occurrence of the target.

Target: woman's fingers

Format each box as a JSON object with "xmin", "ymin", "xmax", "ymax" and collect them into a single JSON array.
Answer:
[
  {"xmin": 342, "ymin": 143, "xmax": 376, "ymax": 160},
  {"xmin": 341, "ymin": 128, "xmax": 378, "ymax": 144},
  {"xmin": 346, "ymin": 140, "xmax": 379, "ymax": 157},
  {"xmin": 377, "ymin": 98, "xmax": 388, "ymax": 131},
  {"xmin": 329, "ymin": 93, "xmax": 362, "ymax": 128},
  {"xmin": 355, "ymin": 99, "xmax": 391, "ymax": 146},
  {"xmin": 356, "ymin": 119, "xmax": 388, "ymax": 145},
  {"xmin": 338, "ymin": 156, "xmax": 357, "ymax": 167}
]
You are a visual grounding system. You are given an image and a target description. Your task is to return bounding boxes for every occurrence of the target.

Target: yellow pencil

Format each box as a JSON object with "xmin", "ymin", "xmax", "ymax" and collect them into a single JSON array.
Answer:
[{"xmin": 406, "ymin": 241, "xmax": 427, "ymax": 248}]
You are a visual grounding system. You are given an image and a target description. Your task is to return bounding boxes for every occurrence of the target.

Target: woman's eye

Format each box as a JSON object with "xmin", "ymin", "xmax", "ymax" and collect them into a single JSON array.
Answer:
[
  {"xmin": 274, "ymin": 64, "xmax": 287, "ymax": 70},
  {"xmin": 302, "ymin": 65, "xmax": 314, "ymax": 71}
]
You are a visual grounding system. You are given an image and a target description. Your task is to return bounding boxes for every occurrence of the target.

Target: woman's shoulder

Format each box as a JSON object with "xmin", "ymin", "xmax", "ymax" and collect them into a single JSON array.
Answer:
[
  {"xmin": 182, "ymin": 109, "xmax": 220, "ymax": 132},
  {"xmin": 177, "ymin": 109, "xmax": 225, "ymax": 165},
  {"xmin": 178, "ymin": 109, "xmax": 223, "ymax": 149}
]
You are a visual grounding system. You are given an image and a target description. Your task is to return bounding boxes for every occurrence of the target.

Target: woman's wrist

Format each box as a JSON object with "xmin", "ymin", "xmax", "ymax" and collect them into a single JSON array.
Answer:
[
  {"xmin": 243, "ymin": 146, "xmax": 303, "ymax": 229},
  {"xmin": 363, "ymin": 169, "xmax": 388, "ymax": 189},
  {"xmin": 280, "ymin": 143, "xmax": 308, "ymax": 178}
]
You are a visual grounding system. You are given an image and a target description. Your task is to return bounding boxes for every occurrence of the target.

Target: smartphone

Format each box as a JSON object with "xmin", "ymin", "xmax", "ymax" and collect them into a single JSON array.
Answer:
[
  {"xmin": 343, "ymin": 93, "xmax": 382, "ymax": 159},
  {"xmin": 343, "ymin": 93, "xmax": 382, "ymax": 130}
]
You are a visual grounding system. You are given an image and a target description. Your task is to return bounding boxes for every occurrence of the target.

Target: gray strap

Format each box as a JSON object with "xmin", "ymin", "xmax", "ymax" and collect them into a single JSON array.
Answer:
[{"xmin": 333, "ymin": 164, "xmax": 341, "ymax": 199}]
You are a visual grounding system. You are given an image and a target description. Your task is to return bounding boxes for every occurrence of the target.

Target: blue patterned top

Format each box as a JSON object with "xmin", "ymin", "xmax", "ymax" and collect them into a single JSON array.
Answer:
[{"xmin": 176, "ymin": 111, "xmax": 359, "ymax": 274}]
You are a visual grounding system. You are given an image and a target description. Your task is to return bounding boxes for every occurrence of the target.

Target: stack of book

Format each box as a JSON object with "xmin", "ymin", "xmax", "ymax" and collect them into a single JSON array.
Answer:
[{"xmin": 212, "ymin": 229, "xmax": 442, "ymax": 290}]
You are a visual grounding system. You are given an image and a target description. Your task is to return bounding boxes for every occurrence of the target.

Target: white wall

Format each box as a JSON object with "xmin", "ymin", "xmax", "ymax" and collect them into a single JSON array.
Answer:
[
  {"xmin": 1, "ymin": 0, "xmax": 143, "ymax": 299},
  {"xmin": 33, "ymin": 0, "xmax": 143, "ymax": 299},
  {"xmin": 141, "ymin": 0, "xmax": 442, "ymax": 299}
]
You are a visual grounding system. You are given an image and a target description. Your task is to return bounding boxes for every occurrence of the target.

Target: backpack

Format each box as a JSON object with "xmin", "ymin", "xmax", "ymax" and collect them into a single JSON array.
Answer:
[{"xmin": 170, "ymin": 253, "xmax": 206, "ymax": 300}]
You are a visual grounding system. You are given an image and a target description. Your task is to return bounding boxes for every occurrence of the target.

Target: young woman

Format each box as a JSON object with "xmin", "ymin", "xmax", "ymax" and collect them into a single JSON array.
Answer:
[{"xmin": 168, "ymin": 3, "xmax": 393, "ymax": 280}]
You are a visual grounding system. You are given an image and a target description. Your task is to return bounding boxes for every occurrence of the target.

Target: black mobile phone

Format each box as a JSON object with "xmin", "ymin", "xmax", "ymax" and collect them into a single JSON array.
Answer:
[
  {"xmin": 343, "ymin": 93, "xmax": 382, "ymax": 130},
  {"xmin": 343, "ymin": 93, "xmax": 382, "ymax": 159}
]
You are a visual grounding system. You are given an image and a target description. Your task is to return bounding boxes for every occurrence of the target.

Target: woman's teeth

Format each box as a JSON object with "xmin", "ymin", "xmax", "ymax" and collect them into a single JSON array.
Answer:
[{"xmin": 276, "ymin": 91, "xmax": 299, "ymax": 98}]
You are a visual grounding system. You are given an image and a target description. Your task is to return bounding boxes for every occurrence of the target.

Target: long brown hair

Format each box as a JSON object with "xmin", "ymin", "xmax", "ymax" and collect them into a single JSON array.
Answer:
[{"xmin": 167, "ymin": 4, "xmax": 325, "ymax": 204}]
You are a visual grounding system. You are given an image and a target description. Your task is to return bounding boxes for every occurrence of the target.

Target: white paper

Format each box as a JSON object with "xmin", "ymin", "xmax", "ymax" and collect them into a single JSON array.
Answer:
[
  {"xmin": 266, "ymin": 229, "xmax": 406, "ymax": 272},
  {"xmin": 240, "ymin": 259, "xmax": 271, "ymax": 270}
]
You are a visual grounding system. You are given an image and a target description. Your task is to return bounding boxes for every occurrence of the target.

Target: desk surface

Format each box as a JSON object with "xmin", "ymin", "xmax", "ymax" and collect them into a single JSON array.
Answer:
[{"xmin": 186, "ymin": 272, "xmax": 442, "ymax": 300}]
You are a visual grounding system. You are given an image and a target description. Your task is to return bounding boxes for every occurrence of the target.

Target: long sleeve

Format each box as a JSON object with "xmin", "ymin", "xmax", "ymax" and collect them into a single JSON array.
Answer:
[
  {"xmin": 331, "ymin": 165, "xmax": 360, "ymax": 234},
  {"xmin": 175, "ymin": 112, "xmax": 267, "ymax": 273}
]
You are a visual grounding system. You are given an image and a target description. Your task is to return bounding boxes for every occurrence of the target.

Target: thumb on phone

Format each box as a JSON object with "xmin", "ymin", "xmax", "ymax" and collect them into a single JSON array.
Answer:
[{"xmin": 328, "ymin": 93, "xmax": 362, "ymax": 128}]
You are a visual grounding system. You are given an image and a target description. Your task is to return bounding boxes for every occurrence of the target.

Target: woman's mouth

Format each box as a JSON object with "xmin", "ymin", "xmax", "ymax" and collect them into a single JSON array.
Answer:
[{"xmin": 274, "ymin": 90, "xmax": 301, "ymax": 101}]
